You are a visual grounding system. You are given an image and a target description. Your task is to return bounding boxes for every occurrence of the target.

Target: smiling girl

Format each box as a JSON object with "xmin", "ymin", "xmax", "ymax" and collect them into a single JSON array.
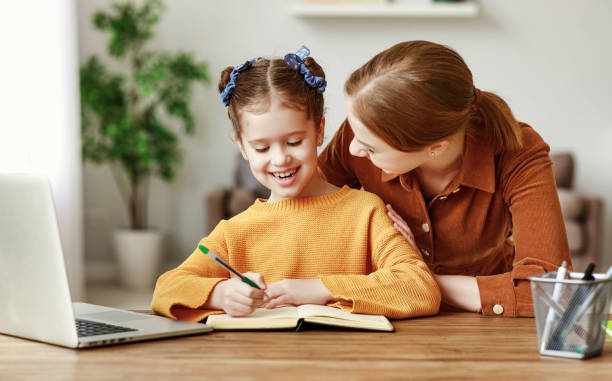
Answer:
[{"xmin": 151, "ymin": 46, "xmax": 440, "ymax": 321}]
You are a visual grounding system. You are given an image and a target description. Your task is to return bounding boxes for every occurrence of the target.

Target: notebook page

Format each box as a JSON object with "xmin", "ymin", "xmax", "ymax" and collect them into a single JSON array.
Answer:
[
  {"xmin": 296, "ymin": 304, "xmax": 389, "ymax": 323},
  {"xmin": 208, "ymin": 306, "xmax": 297, "ymax": 321}
]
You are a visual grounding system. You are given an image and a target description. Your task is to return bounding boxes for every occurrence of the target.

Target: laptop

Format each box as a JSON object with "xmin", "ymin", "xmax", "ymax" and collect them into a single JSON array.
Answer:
[{"xmin": 0, "ymin": 173, "xmax": 212, "ymax": 348}]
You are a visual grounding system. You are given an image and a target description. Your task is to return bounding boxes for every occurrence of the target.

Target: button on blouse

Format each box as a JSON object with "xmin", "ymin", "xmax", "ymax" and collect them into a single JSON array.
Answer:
[{"xmin": 318, "ymin": 120, "xmax": 571, "ymax": 317}]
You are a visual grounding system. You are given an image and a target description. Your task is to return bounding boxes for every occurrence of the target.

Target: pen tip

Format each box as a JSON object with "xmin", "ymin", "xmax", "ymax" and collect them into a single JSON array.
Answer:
[{"xmin": 198, "ymin": 245, "xmax": 209, "ymax": 254}]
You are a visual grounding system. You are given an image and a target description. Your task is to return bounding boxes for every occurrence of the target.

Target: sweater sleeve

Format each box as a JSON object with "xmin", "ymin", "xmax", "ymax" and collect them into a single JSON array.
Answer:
[
  {"xmin": 318, "ymin": 120, "xmax": 362, "ymax": 189},
  {"xmin": 320, "ymin": 202, "xmax": 442, "ymax": 319},
  {"xmin": 151, "ymin": 221, "xmax": 231, "ymax": 322},
  {"xmin": 476, "ymin": 128, "xmax": 572, "ymax": 317}
]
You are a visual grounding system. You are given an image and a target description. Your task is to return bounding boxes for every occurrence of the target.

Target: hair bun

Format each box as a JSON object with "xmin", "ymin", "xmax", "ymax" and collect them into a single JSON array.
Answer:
[
  {"xmin": 218, "ymin": 66, "xmax": 234, "ymax": 93},
  {"xmin": 303, "ymin": 56, "xmax": 325, "ymax": 81}
]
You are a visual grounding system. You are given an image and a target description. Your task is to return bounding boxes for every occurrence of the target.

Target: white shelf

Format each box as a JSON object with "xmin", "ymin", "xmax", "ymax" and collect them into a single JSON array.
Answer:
[{"xmin": 291, "ymin": 1, "xmax": 479, "ymax": 18}]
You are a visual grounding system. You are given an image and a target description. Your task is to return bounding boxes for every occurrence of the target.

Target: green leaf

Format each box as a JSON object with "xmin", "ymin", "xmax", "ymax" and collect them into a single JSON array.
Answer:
[{"xmin": 80, "ymin": 0, "xmax": 207, "ymax": 229}]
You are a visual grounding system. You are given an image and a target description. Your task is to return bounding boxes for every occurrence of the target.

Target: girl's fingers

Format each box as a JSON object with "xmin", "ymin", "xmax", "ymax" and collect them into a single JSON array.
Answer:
[
  {"xmin": 264, "ymin": 295, "xmax": 291, "ymax": 309},
  {"xmin": 226, "ymin": 300, "xmax": 254, "ymax": 317},
  {"xmin": 228, "ymin": 292, "xmax": 264, "ymax": 308},
  {"xmin": 243, "ymin": 272, "xmax": 267, "ymax": 289},
  {"xmin": 263, "ymin": 284, "xmax": 283, "ymax": 299},
  {"xmin": 234, "ymin": 281, "xmax": 266, "ymax": 299}
]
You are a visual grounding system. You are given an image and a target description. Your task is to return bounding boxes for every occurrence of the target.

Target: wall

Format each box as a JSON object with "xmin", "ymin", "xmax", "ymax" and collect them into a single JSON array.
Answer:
[
  {"xmin": 1, "ymin": 0, "xmax": 84, "ymax": 299},
  {"xmin": 77, "ymin": 0, "xmax": 612, "ymax": 275}
]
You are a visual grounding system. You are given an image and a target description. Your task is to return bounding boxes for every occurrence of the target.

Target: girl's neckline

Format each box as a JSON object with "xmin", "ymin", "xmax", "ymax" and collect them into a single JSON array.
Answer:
[{"xmin": 253, "ymin": 185, "xmax": 351, "ymax": 212}]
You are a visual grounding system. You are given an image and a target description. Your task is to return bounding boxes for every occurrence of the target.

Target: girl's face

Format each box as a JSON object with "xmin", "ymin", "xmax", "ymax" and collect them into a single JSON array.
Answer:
[
  {"xmin": 346, "ymin": 97, "xmax": 431, "ymax": 176},
  {"xmin": 235, "ymin": 103, "xmax": 325, "ymax": 202}
]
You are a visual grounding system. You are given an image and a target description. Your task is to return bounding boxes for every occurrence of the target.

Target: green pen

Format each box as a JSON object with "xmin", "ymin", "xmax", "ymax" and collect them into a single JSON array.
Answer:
[{"xmin": 198, "ymin": 245, "xmax": 268, "ymax": 296}]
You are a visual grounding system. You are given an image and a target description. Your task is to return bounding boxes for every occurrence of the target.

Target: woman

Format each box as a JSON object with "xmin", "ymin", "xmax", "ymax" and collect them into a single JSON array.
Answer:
[{"xmin": 318, "ymin": 40, "xmax": 571, "ymax": 317}]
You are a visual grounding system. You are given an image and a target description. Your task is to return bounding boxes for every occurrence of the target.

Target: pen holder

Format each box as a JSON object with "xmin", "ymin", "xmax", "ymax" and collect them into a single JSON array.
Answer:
[{"xmin": 530, "ymin": 272, "xmax": 612, "ymax": 359}]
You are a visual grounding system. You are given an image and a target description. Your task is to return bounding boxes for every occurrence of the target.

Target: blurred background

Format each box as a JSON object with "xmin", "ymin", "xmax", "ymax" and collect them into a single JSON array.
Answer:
[{"xmin": 1, "ymin": 0, "xmax": 611, "ymax": 309}]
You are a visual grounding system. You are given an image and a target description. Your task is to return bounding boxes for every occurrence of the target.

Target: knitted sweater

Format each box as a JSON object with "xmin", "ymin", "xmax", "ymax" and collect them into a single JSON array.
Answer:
[{"xmin": 151, "ymin": 186, "xmax": 441, "ymax": 321}]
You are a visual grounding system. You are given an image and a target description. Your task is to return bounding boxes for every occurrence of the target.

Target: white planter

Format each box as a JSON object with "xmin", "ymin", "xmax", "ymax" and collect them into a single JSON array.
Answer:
[{"xmin": 112, "ymin": 229, "xmax": 164, "ymax": 289}]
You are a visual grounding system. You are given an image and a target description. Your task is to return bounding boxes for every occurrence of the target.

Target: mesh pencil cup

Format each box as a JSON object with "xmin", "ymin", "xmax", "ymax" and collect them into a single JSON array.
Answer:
[{"xmin": 529, "ymin": 271, "xmax": 612, "ymax": 359}]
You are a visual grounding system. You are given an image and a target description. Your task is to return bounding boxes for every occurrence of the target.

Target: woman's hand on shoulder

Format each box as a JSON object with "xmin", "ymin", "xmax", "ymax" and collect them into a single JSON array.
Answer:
[
  {"xmin": 206, "ymin": 272, "xmax": 267, "ymax": 317},
  {"xmin": 386, "ymin": 204, "xmax": 421, "ymax": 256},
  {"xmin": 263, "ymin": 279, "xmax": 333, "ymax": 309}
]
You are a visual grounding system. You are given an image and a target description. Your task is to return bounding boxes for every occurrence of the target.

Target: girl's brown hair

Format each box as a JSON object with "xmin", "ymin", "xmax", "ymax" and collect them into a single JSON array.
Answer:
[
  {"xmin": 345, "ymin": 40, "xmax": 522, "ymax": 153},
  {"xmin": 218, "ymin": 57, "xmax": 325, "ymax": 139}
]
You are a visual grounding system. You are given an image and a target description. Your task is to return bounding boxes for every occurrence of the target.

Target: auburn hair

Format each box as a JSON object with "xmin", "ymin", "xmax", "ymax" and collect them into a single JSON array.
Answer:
[
  {"xmin": 345, "ymin": 40, "xmax": 522, "ymax": 153},
  {"xmin": 218, "ymin": 57, "xmax": 325, "ymax": 139}
]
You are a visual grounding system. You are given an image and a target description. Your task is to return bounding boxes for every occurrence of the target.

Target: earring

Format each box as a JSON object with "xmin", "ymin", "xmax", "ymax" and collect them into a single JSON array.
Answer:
[
  {"xmin": 430, "ymin": 152, "xmax": 436, "ymax": 157},
  {"xmin": 318, "ymin": 137, "xmax": 323, "ymax": 144}
]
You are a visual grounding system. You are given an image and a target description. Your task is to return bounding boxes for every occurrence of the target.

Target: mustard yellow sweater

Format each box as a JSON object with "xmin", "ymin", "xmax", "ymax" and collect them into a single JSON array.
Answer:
[{"xmin": 151, "ymin": 186, "xmax": 441, "ymax": 321}]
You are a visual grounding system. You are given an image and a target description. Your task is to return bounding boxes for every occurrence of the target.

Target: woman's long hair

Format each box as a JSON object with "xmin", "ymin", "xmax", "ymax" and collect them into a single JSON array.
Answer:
[{"xmin": 345, "ymin": 40, "xmax": 522, "ymax": 153}]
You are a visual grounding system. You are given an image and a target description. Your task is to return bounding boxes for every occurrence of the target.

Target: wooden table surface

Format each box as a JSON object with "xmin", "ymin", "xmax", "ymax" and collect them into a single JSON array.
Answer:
[{"xmin": 1, "ymin": 311, "xmax": 611, "ymax": 380}]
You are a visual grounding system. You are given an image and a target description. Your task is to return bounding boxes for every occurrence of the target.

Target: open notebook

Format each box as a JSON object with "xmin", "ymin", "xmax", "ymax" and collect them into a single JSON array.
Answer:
[{"xmin": 206, "ymin": 304, "xmax": 394, "ymax": 332}]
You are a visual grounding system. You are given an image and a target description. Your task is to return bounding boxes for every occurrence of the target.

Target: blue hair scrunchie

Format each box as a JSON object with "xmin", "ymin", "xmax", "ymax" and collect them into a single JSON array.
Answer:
[
  {"xmin": 220, "ymin": 58, "xmax": 258, "ymax": 107},
  {"xmin": 284, "ymin": 45, "xmax": 327, "ymax": 93}
]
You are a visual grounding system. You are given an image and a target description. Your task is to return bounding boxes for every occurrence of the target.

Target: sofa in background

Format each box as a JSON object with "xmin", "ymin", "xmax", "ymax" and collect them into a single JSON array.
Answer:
[
  {"xmin": 205, "ymin": 154, "xmax": 269, "ymax": 233},
  {"xmin": 550, "ymin": 153, "xmax": 604, "ymax": 271}
]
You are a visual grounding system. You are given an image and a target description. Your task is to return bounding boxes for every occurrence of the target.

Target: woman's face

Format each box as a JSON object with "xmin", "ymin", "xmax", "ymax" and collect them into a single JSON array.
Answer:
[
  {"xmin": 346, "ymin": 98, "xmax": 430, "ymax": 176},
  {"xmin": 235, "ymin": 102, "xmax": 325, "ymax": 202}
]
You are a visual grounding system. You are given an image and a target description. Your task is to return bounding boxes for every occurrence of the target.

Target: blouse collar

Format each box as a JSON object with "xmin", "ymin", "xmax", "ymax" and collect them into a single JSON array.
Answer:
[{"xmin": 380, "ymin": 131, "xmax": 496, "ymax": 194}]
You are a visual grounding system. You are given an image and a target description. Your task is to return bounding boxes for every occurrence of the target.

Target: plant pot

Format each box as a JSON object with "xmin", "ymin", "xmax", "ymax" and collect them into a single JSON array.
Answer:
[{"xmin": 112, "ymin": 229, "xmax": 164, "ymax": 289}]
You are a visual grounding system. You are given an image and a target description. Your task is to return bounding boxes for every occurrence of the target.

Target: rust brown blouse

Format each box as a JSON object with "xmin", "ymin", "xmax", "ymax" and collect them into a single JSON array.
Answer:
[{"xmin": 318, "ymin": 120, "xmax": 571, "ymax": 317}]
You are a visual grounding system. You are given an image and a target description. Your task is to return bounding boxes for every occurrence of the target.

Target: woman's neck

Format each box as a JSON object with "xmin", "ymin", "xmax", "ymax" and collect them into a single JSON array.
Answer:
[{"xmin": 414, "ymin": 129, "xmax": 465, "ymax": 201}]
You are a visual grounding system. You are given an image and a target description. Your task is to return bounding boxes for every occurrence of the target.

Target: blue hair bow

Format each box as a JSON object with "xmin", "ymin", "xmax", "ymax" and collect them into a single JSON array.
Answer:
[
  {"xmin": 284, "ymin": 45, "xmax": 327, "ymax": 93},
  {"xmin": 220, "ymin": 58, "xmax": 258, "ymax": 107}
]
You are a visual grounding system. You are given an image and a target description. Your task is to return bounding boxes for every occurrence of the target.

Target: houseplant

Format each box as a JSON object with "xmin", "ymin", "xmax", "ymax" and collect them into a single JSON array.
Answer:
[{"xmin": 80, "ymin": 0, "xmax": 208, "ymax": 287}]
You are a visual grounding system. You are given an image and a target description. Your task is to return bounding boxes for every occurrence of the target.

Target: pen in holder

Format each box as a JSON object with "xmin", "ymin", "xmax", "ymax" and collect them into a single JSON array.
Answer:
[{"xmin": 530, "ymin": 270, "xmax": 612, "ymax": 359}]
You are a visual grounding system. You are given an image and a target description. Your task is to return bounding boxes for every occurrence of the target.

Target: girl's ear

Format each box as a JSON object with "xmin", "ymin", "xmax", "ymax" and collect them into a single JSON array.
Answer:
[
  {"xmin": 317, "ymin": 117, "xmax": 326, "ymax": 146},
  {"xmin": 233, "ymin": 133, "xmax": 248, "ymax": 160}
]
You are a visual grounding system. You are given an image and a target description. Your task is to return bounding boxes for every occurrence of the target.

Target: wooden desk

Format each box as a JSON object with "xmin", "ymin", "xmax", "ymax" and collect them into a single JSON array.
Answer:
[{"xmin": 1, "ymin": 311, "xmax": 611, "ymax": 380}]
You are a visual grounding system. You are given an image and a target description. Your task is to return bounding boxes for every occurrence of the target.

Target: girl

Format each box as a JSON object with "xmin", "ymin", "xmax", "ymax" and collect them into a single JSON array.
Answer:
[
  {"xmin": 152, "ymin": 46, "xmax": 440, "ymax": 321},
  {"xmin": 318, "ymin": 40, "xmax": 571, "ymax": 317}
]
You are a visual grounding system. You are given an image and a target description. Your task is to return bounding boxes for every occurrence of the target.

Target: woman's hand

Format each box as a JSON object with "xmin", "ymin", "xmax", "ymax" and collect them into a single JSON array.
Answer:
[
  {"xmin": 386, "ymin": 204, "xmax": 420, "ymax": 255},
  {"xmin": 386, "ymin": 204, "xmax": 482, "ymax": 313},
  {"xmin": 263, "ymin": 279, "xmax": 334, "ymax": 309},
  {"xmin": 205, "ymin": 272, "xmax": 267, "ymax": 317}
]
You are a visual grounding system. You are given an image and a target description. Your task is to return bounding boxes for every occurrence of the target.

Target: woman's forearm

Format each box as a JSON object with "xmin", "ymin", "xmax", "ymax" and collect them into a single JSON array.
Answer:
[{"xmin": 434, "ymin": 274, "xmax": 482, "ymax": 313}]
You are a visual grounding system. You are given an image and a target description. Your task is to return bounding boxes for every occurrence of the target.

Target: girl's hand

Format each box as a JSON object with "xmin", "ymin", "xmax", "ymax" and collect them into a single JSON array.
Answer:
[
  {"xmin": 263, "ymin": 279, "xmax": 333, "ymax": 309},
  {"xmin": 208, "ymin": 272, "xmax": 267, "ymax": 317},
  {"xmin": 386, "ymin": 204, "xmax": 420, "ymax": 255}
]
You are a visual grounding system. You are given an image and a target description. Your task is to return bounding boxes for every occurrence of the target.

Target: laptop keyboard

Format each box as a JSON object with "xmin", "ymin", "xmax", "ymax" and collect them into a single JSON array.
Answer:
[{"xmin": 75, "ymin": 319, "xmax": 137, "ymax": 337}]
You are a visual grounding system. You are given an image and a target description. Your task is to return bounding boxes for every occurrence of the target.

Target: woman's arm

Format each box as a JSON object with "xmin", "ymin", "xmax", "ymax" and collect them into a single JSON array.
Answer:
[
  {"xmin": 387, "ymin": 204, "xmax": 482, "ymax": 313},
  {"xmin": 386, "ymin": 127, "xmax": 571, "ymax": 317},
  {"xmin": 434, "ymin": 275, "xmax": 481, "ymax": 313},
  {"xmin": 488, "ymin": 128, "xmax": 571, "ymax": 316}
]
